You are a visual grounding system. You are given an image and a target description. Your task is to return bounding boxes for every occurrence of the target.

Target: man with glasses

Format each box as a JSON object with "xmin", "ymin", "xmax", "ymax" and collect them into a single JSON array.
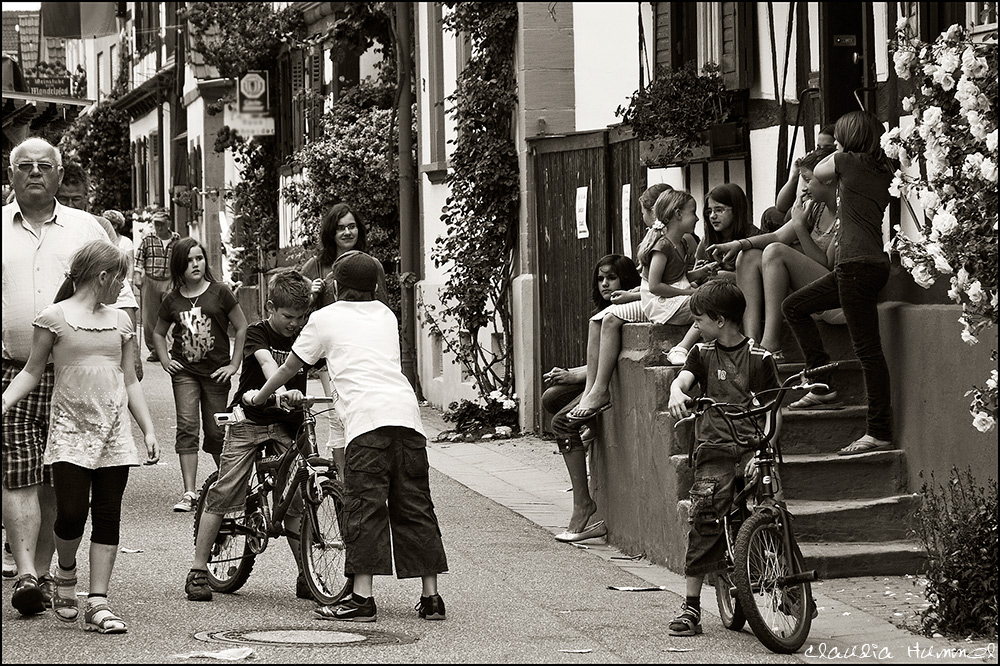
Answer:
[{"xmin": 1, "ymin": 137, "xmax": 134, "ymax": 616}]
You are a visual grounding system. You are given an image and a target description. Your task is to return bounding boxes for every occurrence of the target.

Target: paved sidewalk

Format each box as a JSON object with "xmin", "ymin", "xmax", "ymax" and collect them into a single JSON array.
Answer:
[{"xmin": 419, "ymin": 405, "xmax": 997, "ymax": 664}]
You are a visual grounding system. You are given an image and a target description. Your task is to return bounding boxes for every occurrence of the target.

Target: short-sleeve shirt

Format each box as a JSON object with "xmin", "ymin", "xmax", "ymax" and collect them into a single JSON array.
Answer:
[
  {"xmin": 683, "ymin": 337, "xmax": 779, "ymax": 446},
  {"xmin": 135, "ymin": 232, "xmax": 180, "ymax": 280},
  {"xmin": 641, "ymin": 232, "xmax": 697, "ymax": 282},
  {"xmin": 834, "ymin": 152, "xmax": 892, "ymax": 266},
  {"xmin": 157, "ymin": 282, "xmax": 239, "ymax": 376},
  {"xmin": 292, "ymin": 300, "xmax": 424, "ymax": 445},
  {"xmin": 230, "ymin": 319, "xmax": 309, "ymax": 430},
  {"xmin": 2, "ymin": 200, "xmax": 129, "ymax": 363}
]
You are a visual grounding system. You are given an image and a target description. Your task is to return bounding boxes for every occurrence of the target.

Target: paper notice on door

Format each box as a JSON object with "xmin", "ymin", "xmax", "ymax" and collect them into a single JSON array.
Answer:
[
  {"xmin": 576, "ymin": 186, "xmax": 589, "ymax": 239},
  {"xmin": 621, "ymin": 184, "xmax": 632, "ymax": 257}
]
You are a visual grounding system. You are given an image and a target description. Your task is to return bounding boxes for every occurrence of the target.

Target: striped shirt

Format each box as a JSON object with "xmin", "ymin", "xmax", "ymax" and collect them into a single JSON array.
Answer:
[{"xmin": 135, "ymin": 231, "xmax": 180, "ymax": 280}]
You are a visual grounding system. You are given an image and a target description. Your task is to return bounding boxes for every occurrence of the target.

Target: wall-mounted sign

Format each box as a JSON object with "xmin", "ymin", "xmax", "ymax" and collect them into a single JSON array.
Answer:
[
  {"xmin": 238, "ymin": 70, "xmax": 269, "ymax": 114},
  {"xmin": 224, "ymin": 104, "xmax": 275, "ymax": 137},
  {"xmin": 576, "ymin": 186, "xmax": 589, "ymax": 239},
  {"xmin": 25, "ymin": 76, "xmax": 71, "ymax": 96}
]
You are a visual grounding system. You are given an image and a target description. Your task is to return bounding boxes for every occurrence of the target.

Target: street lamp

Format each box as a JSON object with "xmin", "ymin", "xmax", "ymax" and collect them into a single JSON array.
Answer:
[{"xmin": 13, "ymin": 23, "xmax": 24, "ymax": 68}]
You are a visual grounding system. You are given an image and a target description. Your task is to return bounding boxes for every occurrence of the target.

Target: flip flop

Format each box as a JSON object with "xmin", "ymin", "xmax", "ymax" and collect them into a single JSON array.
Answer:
[
  {"xmin": 554, "ymin": 520, "xmax": 607, "ymax": 543},
  {"xmin": 838, "ymin": 435, "xmax": 893, "ymax": 456},
  {"xmin": 566, "ymin": 402, "xmax": 612, "ymax": 424}
]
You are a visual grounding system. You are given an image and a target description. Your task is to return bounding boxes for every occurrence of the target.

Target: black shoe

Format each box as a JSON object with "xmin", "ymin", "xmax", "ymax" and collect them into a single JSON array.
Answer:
[
  {"xmin": 314, "ymin": 595, "xmax": 376, "ymax": 622},
  {"xmin": 415, "ymin": 593, "xmax": 446, "ymax": 620},
  {"xmin": 185, "ymin": 570, "xmax": 213, "ymax": 602}
]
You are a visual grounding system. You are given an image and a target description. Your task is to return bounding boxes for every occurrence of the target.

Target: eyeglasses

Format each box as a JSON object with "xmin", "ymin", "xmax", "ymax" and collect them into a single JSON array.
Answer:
[
  {"xmin": 13, "ymin": 161, "xmax": 59, "ymax": 174},
  {"xmin": 336, "ymin": 223, "xmax": 358, "ymax": 232},
  {"xmin": 708, "ymin": 206, "xmax": 732, "ymax": 216}
]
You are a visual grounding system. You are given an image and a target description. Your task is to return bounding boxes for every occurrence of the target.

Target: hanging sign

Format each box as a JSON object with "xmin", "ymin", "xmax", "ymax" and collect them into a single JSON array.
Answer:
[{"xmin": 576, "ymin": 186, "xmax": 589, "ymax": 239}]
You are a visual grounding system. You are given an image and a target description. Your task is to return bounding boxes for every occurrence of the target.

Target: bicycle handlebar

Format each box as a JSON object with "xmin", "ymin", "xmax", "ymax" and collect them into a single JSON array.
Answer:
[
  {"xmin": 672, "ymin": 362, "xmax": 840, "ymax": 449},
  {"xmin": 214, "ymin": 394, "xmax": 337, "ymax": 426}
]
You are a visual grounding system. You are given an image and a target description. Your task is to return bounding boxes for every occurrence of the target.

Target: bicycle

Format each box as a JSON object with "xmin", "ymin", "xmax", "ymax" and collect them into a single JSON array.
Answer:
[
  {"xmin": 193, "ymin": 395, "xmax": 349, "ymax": 605},
  {"xmin": 674, "ymin": 362, "xmax": 839, "ymax": 653}
]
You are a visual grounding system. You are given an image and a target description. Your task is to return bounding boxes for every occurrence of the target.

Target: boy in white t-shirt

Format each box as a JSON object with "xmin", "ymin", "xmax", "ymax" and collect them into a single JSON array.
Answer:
[{"xmin": 247, "ymin": 251, "xmax": 448, "ymax": 623}]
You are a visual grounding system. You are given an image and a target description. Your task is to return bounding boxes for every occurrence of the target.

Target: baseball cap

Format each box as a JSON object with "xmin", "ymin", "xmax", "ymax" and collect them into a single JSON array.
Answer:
[{"xmin": 332, "ymin": 251, "xmax": 379, "ymax": 292}]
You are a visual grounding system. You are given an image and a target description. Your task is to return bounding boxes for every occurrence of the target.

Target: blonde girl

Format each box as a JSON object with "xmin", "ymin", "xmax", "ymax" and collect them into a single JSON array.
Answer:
[
  {"xmin": 2, "ymin": 240, "xmax": 159, "ymax": 634},
  {"xmin": 153, "ymin": 237, "xmax": 248, "ymax": 512}
]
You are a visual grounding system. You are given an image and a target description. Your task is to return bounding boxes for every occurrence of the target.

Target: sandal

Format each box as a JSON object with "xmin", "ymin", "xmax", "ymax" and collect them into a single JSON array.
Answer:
[
  {"xmin": 11, "ymin": 573, "xmax": 45, "ymax": 616},
  {"xmin": 838, "ymin": 435, "xmax": 893, "ymax": 456},
  {"xmin": 51, "ymin": 568, "xmax": 79, "ymax": 622},
  {"xmin": 84, "ymin": 604, "xmax": 128, "ymax": 634},
  {"xmin": 668, "ymin": 604, "xmax": 703, "ymax": 636}
]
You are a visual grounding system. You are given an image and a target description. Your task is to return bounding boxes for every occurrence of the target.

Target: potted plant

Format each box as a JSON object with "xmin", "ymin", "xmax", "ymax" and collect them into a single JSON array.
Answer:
[{"xmin": 616, "ymin": 62, "xmax": 740, "ymax": 166}]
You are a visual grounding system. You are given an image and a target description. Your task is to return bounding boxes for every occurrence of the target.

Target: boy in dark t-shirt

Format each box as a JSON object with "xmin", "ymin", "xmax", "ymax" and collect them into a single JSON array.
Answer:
[
  {"xmin": 667, "ymin": 279, "xmax": 779, "ymax": 636},
  {"xmin": 184, "ymin": 270, "xmax": 316, "ymax": 602}
]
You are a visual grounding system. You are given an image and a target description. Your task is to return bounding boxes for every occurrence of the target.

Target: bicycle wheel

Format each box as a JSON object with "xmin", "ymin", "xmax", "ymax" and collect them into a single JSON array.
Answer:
[
  {"xmin": 715, "ymin": 513, "xmax": 747, "ymax": 631},
  {"xmin": 192, "ymin": 472, "xmax": 258, "ymax": 594},
  {"xmin": 732, "ymin": 511, "xmax": 812, "ymax": 653},
  {"xmin": 299, "ymin": 477, "xmax": 349, "ymax": 605}
]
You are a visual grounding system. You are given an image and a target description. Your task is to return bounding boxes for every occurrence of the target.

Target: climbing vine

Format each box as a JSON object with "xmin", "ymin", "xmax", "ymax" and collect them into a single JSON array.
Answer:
[
  {"xmin": 425, "ymin": 2, "xmax": 520, "ymax": 415},
  {"xmin": 58, "ymin": 100, "xmax": 132, "ymax": 213}
]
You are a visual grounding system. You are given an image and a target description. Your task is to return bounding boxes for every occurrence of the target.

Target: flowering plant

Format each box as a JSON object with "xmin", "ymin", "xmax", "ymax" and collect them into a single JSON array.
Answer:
[
  {"xmin": 129, "ymin": 206, "xmax": 162, "ymax": 239},
  {"xmin": 442, "ymin": 390, "xmax": 519, "ymax": 437},
  {"xmin": 885, "ymin": 21, "xmax": 998, "ymax": 432}
]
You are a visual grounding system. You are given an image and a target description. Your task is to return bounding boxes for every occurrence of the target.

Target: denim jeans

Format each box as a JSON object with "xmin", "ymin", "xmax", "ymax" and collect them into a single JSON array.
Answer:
[
  {"xmin": 781, "ymin": 261, "xmax": 892, "ymax": 441},
  {"xmin": 171, "ymin": 368, "xmax": 231, "ymax": 455},
  {"xmin": 205, "ymin": 422, "xmax": 296, "ymax": 515}
]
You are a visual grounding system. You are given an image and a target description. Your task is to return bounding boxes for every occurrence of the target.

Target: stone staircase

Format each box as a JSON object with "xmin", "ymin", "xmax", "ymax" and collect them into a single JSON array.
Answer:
[{"xmin": 592, "ymin": 320, "xmax": 926, "ymax": 579}]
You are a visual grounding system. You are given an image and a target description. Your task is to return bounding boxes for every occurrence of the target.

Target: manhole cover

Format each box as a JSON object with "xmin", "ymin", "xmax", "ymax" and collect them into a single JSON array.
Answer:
[{"xmin": 194, "ymin": 627, "xmax": 416, "ymax": 647}]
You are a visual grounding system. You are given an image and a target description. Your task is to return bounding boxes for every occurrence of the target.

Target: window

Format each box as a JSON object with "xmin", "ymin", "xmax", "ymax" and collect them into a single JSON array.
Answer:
[
  {"xmin": 432, "ymin": 332, "xmax": 444, "ymax": 378},
  {"xmin": 426, "ymin": 3, "xmax": 447, "ymax": 168},
  {"xmin": 968, "ymin": 1, "xmax": 998, "ymax": 36},
  {"xmin": 96, "ymin": 51, "xmax": 104, "ymax": 100}
]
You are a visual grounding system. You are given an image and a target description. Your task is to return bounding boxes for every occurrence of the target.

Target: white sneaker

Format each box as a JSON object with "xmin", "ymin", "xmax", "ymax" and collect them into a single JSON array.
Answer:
[
  {"xmin": 173, "ymin": 491, "xmax": 199, "ymax": 513},
  {"xmin": 666, "ymin": 346, "xmax": 689, "ymax": 365},
  {"xmin": 2, "ymin": 542, "xmax": 16, "ymax": 579}
]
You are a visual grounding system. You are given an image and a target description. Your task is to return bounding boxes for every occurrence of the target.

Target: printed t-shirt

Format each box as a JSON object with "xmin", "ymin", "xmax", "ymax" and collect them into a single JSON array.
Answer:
[
  {"xmin": 158, "ymin": 282, "xmax": 239, "ymax": 377},
  {"xmin": 683, "ymin": 337, "xmax": 779, "ymax": 446},
  {"xmin": 292, "ymin": 299, "xmax": 424, "ymax": 445}
]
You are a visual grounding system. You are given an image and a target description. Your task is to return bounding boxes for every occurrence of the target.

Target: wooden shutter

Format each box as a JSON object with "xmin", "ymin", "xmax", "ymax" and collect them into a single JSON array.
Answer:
[
  {"xmin": 291, "ymin": 49, "xmax": 305, "ymax": 152},
  {"xmin": 654, "ymin": 2, "xmax": 672, "ymax": 71},
  {"xmin": 721, "ymin": 2, "xmax": 753, "ymax": 89},
  {"xmin": 308, "ymin": 46, "xmax": 324, "ymax": 142}
]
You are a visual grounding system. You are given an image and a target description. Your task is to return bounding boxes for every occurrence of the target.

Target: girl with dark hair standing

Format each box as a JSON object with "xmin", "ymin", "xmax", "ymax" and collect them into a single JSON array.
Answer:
[{"xmin": 153, "ymin": 237, "xmax": 248, "ymax": 512}]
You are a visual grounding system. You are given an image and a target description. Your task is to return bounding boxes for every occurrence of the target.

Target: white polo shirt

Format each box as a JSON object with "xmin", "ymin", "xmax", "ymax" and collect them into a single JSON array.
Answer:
[{"xmin": 292, "ymin": 300, "xmax": 424, "ymax": 445}]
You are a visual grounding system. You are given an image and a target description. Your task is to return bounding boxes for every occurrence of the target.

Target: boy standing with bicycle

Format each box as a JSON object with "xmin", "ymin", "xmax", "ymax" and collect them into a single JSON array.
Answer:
[
  {"xmin": 667, "ymin": 279, "xmax": 778, "ymax": 636},
  {"xmin": 248, "ymin": 251, "xmax": 448, "ymax": 623},
  {"xmin": 185, "ymin": 270, "xmax": 315, "ymax": 602}
]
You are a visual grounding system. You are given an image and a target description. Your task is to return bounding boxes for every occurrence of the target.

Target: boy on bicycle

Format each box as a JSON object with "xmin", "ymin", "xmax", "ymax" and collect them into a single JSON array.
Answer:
[
  {"xmin": 667, "ymin": 279, "xmax": 779, "ymax": 636},
  {"xmin": 185, "ymin": 269, "xmax": 318, "ymax": 602},
  {"xmin": 247, "ymin": 251, "xmax": 448, "ymax": 623}
]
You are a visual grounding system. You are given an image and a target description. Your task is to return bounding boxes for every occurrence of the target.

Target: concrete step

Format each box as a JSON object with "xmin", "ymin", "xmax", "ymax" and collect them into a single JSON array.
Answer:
[
  {"xmin": 788, "ymin": 494, "xmax": 920, "ymax": 542},
  {"xmin": 799, "ymin": 540, "xmax": 926, "ymax": 578},
  {"xmin": 780, "ymin": 451, "xmax": 908, "ymax": 500},
  {"xmin": 777, "ymin": 359, "xmax": 866, "ymax": 405},
  {"xmin": 778, "ymin": 406, "xmax": 868, "ymax": 454}
]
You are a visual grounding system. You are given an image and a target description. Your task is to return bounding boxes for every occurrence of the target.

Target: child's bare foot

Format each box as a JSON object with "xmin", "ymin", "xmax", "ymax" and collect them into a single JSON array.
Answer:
[{"xmin": 567, "ymin": 500, "xmax": 597, "ymax": 533}]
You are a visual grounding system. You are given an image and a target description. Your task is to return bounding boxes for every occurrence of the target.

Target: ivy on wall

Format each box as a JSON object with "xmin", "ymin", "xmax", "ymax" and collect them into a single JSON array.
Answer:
[
  {"xmin": 58, "ymin": 101, "xmax": 132, "ymax": 213},
  {"xmin": 425, "ymin": 2, "xmax": 520, "ymax": 412}
]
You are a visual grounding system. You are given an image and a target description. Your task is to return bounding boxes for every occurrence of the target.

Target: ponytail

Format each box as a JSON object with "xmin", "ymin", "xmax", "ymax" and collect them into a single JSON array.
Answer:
[
  {"xmin": 53, "ymin": 275, "xmax": 76, "ymax": 303},
  {"xmin": 54, "ymin": 240, "xmax": 128, "ymax": 304}
]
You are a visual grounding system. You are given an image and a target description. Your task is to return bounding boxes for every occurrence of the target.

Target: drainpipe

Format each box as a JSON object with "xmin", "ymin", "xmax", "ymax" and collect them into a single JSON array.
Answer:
[{"xmin": 395, "ymin": 2, "xmax": 419, "ymax": 393}]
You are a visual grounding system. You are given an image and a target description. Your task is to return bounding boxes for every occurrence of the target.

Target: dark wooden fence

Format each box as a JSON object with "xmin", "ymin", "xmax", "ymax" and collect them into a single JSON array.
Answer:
[{"xmin": 529, "ymin": 127, "xmax": 647, "ymax": 378}]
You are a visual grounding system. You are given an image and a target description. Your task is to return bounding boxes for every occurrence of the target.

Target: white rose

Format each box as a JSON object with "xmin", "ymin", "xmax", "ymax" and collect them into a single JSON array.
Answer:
[
  {"xmin": 955, "ymin": 267, "xmax": 970, "ymax": 288},
  {"xmin": 938, "ymin": 48, "xmax": 961, "ymax": 73},
  {"xmin": 944, "ymin": 24, "xmax": 964, "ymax": 42},
  {"xmin": 911, "ymin": 263, "xmax": 936, "ymax": 288},
  {"xmin": 502, "ymin": 399, "xmax": 516, "ymax": 411},
  {"xmin": 888, "ymin": 173, "xmax": 902, "ymax": 198},
  {"xmin": 961, "ymin": 327, "xmax": 978, "ymax": 345},
  {"xmin": 972, "ymin": 411, "xmax": 994, "ymax": 433},
  {"xmin": 922, "ymin": 105, "xmax": 943, "ymax": 127},
  {"xmin": 893, "ymin": 50, "xmax": 913, "ymax": 79},
  {"xmin": 926, "ymin": 243, "xmax": 953, "ymax": 273},
  {"xmin": 986, "ymin": 129, "xmax": 998, "ymax": 153},
  {"xmin": 955, "ymin": 77, "xmax": 981, "ymax": 111},
  {"xmin": 902, "ymin": 96, "xmax": 914, "ymax": 112},
  {"xmin": 987, "ymin": 371, "xmax": 997, "ymax": 391},
  {"xmin": 918, "ymin": 188, "xmax": 940, "ymax": 211},
  {"xmin": 980, "ymin": 158, "xmax": 998, "ymax": 184},
  {"xmin": 967, "ymin": 281, "xmax": 985, "ymax": 304},
  {"xmin": 881, "ymin": 129, "xmax": 902, "ymax": 159},
  {"xmin": 930, "ymin": 209, "xmax": 958, "ymax": 237},
  {"xmin": 896, "ymin": 16, "xmax": 910, "ymax": 31},
  {"xmin": 923, "ymin": 61, "xmax": 938, "ymax": 76}
]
